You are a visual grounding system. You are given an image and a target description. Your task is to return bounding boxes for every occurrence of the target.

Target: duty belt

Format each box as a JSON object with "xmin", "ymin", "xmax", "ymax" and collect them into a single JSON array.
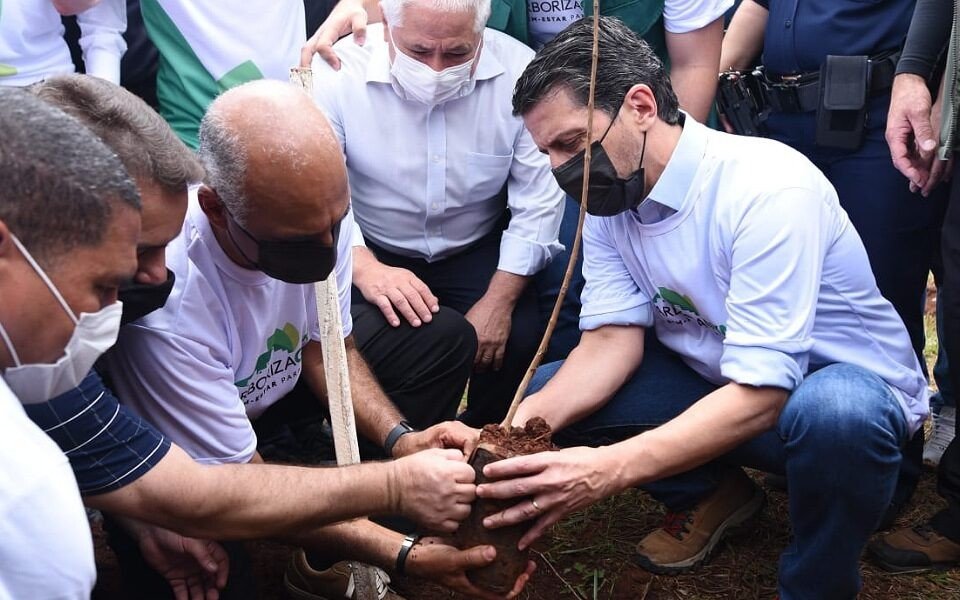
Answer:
[{"xmin": 762, "ymin": 50, "xmax": 900, "ymax": 113}]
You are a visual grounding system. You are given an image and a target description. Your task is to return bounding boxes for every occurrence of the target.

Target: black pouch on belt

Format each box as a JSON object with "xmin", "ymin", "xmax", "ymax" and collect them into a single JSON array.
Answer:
[{"xmin": 815, "ymin": 55, "xmax": 869, "ymax": 150}]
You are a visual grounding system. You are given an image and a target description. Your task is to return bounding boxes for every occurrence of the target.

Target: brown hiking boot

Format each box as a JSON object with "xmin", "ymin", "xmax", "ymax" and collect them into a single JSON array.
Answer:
[
  {"xmin": 634, "ymin": 469, "xmax": 764, "ymax": 574},
  {"xmin": 868, "ymin": 524, "xmax": 960, "ymax": 573},
  {"xmin": 284, "ymin": 550, "xmax": 405, "ymax": 599}
]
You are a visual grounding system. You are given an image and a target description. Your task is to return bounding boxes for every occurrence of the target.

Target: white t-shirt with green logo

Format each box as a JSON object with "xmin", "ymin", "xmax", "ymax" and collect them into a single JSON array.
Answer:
[
  {"xmin": 140, "ymin": 0, "xmax": 305, "ymax": 148},
  {"xmin": 580, "ymin": 117, "xmax": 929, "ymax": 434},
  {"xmin": 0, "ymin": 0, "xmax": 126, "ymax": 86},
  {"xmin": 104, "ymin": 191, "xmax": 354, "ymax": 465}
]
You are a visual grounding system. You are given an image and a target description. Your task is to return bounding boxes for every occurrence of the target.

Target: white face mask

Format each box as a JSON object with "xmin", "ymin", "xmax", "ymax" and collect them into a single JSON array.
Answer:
[
  {"xmin": 0, "ymin": 235, "xmax": 122, "ymax": 404},
  {"xmin": 388, "ymin": 27, "xmax": 480, "ymax": 106}
]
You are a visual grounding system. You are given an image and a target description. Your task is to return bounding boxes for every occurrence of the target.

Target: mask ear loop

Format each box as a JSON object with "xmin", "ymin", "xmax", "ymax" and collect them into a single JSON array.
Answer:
[
  {"xmin": 597, "ymin": 115, "xmax": 617, "ymax": 145},
  {"xmin": 0, "ymin": 321, "xmax": 22, "ymax": 367},
  {"xmin": 10, "ymin": 235, "xmax": 78, "ymax": 325},
  {"xmin": 638, "ymin": 131, "xmax": 647, "ymax": 170}
]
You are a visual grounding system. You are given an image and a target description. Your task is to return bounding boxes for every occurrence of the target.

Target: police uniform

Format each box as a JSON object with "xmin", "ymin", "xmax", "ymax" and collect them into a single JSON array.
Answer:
[{"xmin": 754, "ymin": 0, "xmax": 946, "ymax": 526}]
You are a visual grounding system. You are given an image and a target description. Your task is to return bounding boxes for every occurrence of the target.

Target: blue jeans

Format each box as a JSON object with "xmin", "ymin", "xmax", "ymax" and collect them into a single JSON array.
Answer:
[{"xmin": 529, "ymin": 339, "xmax": 909, "ymax": 600}]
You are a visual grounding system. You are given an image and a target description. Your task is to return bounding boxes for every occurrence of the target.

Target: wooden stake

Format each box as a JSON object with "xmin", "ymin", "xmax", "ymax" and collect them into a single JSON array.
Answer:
[
  {"xmin": 290, "ymin": 66, "xmax": 379, "ymax": 600},
  {"xmin": 501, "ymin": 6, "xmax": 602, "ymax": 428}
]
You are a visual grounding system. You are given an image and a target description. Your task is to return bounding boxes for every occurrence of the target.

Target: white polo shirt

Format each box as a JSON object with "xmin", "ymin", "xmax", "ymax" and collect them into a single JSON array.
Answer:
[
  {"xmin": 105, "ymin": 191, "xmax": 354, "ymax": 464},
  {"xmin": 581, "ymin": 116, "xmax": 928, "ymax": 433}
]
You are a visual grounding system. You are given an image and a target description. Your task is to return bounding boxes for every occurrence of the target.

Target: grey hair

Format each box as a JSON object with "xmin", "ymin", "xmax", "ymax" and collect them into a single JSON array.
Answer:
[
  {"xmin": 513, "ymin": 16, "xmax": 679, "ymax": 123},
  {"xmin": 381, "ymin": 0, "xmax": 491, "ymax": 32},
  {"xmin": 197, "ymin": 99, "xmax": 250, "ymax": 225},
  {"xmin": 30, "ymin": 74, "xmax": 204, "ymax": 194},
  {"xmin": 0, "ymin": 87, "xmax": 140, "ymax": 265}
]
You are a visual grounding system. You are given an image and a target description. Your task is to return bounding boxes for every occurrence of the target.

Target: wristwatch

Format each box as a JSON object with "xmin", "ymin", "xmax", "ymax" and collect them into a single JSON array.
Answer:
[{"xmin": 384, "ymin": 420, "xmax": 416, "ymax": 457}]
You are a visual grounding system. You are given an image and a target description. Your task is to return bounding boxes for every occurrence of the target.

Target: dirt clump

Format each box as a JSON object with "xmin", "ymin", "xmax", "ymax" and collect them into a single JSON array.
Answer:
[{"xmin": 457, "ymin": 417, "xmax": 554, "ymax": 594}]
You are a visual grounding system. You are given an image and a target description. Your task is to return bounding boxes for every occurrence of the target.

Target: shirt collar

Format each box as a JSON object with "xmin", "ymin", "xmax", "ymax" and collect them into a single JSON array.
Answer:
[
  {"xmin": 366, "ymin": 26, "xmax": 505, "ymax": 84},
  {"xmin": 643, "ymin": 112, "xmax": 705, "ymax": 216}
]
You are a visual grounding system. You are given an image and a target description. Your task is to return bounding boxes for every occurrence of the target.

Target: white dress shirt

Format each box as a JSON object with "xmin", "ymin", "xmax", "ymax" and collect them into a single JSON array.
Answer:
[
  {"xmin": 580, "ymin": 116, "xmax": 928, "ymax": 434},
  {"xmin": 312, "ymin": 24, "xmax": 564, "ymax": 277}
]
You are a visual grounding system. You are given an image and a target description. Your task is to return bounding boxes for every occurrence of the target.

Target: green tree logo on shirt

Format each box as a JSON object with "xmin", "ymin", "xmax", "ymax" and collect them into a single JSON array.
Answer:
[
  {"xmin": 234, "ymin": 323, "xmax": 307, "ymax": 401},
  {"xmin": 652, "ymin": 287, "xmax": 727, "ymax": 338}
]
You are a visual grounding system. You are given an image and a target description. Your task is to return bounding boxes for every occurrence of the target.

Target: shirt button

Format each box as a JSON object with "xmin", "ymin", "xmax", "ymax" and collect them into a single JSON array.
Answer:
[
  {"xmin": 784, "ymin": 19, "xmax": 792, "ymax": 28},
  {"xmin": 432, "ymin": 155, "xmax": 440, "ymax": 163},
  {"xmin": 431, "ymin": 203, "xmax": 439, "ymax": 210}
]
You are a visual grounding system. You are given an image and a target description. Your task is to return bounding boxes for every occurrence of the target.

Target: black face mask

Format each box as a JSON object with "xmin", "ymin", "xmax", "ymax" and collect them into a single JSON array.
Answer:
[
  {"xmin": 119, "ymin": 269, "xmax": 176, "ymax": 325},
  {"xmin": 226, "ymin": 212, "xmax": 340, "ymax": 284},
  {"xmin": 552, "ymin": 118, "xmax": 647, "ymax": 217}
]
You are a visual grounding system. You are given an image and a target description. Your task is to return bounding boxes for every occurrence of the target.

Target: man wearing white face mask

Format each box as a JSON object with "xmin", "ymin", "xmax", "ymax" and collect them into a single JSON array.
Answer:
[
  {"xmin": 0, "ymin": 86, "xmax": 141, "ymax": 599},
  {"xmin": 312, "ymin": 0, "xmax": 564, "ymax": 427}
]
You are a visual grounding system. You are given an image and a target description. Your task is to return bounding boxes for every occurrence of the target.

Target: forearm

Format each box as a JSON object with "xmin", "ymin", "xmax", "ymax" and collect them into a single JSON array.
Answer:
[
  {"xmin": 897, "ymin": 0, "xmax": 953, "ymax": 79},
  {"xmin": 302, "ymin": 338, "xmax": 403, "ymax": 448},
  {"xmin": 87, "ymin": 445, "xmax": 403, "ymax": 540},
  {"xmin": 289, "ymin": 519, "xmax": 403, "ymax": 570},
  {"xmin": 614, "ymin": 382, "xmax": 787, "ymax": 488},
  {"xmin": 666, "ymin": 18, "xmax": 725, "ymax": 122},
  {"xmin": 481, "ymin": 270, "xmax": 528, "ymax": 308},
  {"xmin": 513, "ymin": 325, "xmax": 645, "ymax": 430},
  {"xmin": 719, "ymin": 0, "xmax": 768, "ymax": 71},
  {"xmin": 345, "ymin": 338, "xmax": 404, "ymax": 448}
]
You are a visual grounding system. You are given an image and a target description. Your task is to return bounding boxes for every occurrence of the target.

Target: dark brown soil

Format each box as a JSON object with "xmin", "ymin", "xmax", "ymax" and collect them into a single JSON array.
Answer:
[{"xmin": 455, "ymin": 418, "xmax": 554, "ymax": 594}]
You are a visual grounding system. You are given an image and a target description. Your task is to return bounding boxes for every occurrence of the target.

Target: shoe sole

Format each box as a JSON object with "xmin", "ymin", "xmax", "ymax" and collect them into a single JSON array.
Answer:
[
  {"xmin": 870, "ymin": 559, "xmax": 958, "ymax": 575},
  {"xmin": 634, "ymin": 487, "xmax": 766, "ymax": 575},
  {"xmin": 283, "ymin": 573, "xmax": 334, "ymax": 600}
]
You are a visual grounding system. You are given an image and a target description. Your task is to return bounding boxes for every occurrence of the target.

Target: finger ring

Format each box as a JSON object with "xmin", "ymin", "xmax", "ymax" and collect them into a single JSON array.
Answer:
[{"xmin": 531, "ymin": 498, "xmax": 542, "ymax": 511}]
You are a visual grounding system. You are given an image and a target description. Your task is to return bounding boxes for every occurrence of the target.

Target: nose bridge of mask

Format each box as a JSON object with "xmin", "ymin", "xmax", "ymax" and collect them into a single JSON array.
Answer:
[{"xmin": 10, "ymin": 234, "xmax": 79, "ymax": 325}]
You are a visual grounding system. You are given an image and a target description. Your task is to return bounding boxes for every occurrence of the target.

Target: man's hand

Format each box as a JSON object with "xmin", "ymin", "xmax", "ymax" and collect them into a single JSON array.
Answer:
[
  {"xmin": 388, "ymin": 449, "xmax": 477, "ymax": 532},
  {"xmin": 886, "ymin": 73, "xmax": 942, "ymax": 195},
  {"xmin": 465, "ymin": 295, "xmax": 513, "ymax": 372},
  {"xmin": 393, "ymin": 421, "xmax": 481, "ymax": 458},
  {"xmin": 301, "ymin": 0, "xmax": 371, "ymax": 70},
  {"xmin": 130, "ymin": 521, "xmax": 230, "ymax": 600},
  {"xmin": 476, "ymin": 446, "xmax": 623, "ymax": 549},
  {"xmin": 406, "ymin": 537, "xmax": 535, "ymax": 599},
  {"xmin": 51, "ymin": 0, "xmax": 101, "ymax": 16},
  {"xmin": 354, "ymin": 248, "xmax": 439, "ymax": 327}
]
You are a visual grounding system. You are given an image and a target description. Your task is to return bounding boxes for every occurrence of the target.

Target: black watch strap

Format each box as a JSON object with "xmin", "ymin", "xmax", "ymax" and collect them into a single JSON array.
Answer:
[
  {"xmin": 395, "ymin": 533, "xmax": 420, "ymax": 576},
  {"xmin": 384, "ymin": 420, "xmax": 415, "ymax": 457}
]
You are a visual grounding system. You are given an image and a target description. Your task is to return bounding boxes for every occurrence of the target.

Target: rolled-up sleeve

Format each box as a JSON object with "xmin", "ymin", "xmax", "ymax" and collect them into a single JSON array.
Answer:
[
  {"xmin": 77, "ymin": 0, "xmax": 126, "ymax": 83},
  {"xmin": 579, "ymin": 216, "xmax": 653, "ymax": 331},
  {"xmin": 497, "ymin": 125, "xmax": 565, "ymax": 276},
  {"xmin": 719, "ymin": 187, "xmax": 833, "ymax": 390}
]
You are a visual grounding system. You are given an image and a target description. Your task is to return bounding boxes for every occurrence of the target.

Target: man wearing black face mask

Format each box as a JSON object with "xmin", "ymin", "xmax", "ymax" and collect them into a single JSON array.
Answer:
[
  {"xmin": 473, "ymin": 18, "xmax": 929, "ymax": 600},
  {"xmin": 102, "ymin": 80, "xmax": 522, "ymax": 599},
  {"xmin": 25, "ymin": 76, "xmax": 519, "ymax": 600}
]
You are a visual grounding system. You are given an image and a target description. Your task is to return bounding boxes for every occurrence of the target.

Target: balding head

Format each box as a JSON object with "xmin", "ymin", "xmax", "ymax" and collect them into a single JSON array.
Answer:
[
  {"xmin": 196, "ymin": 81, "xmax": 350, "ymax": 281},
  {"xmin": 198, "ymin": 80, "xmax": 348, "ymax": 236}
]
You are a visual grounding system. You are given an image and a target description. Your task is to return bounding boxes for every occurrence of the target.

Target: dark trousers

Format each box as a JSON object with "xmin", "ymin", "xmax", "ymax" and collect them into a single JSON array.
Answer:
[
  {"xmin": 765, "ymin": 92, "xmax": 946, "ymax": 524},
  {"xmin": 932, "ymin": 159, "xmax": 960, "ymax": 543},
  {"xmin": 255, "ymin": 302, "xmax": 476, "ymax": 460},
  {"xmin": 356, "ymin": 230, "xmax": 544, "ymax": 427}
]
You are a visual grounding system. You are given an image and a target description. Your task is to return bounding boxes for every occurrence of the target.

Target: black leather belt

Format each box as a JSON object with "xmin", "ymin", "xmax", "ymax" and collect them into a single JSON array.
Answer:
[{"xmin": 762, "ymin": 50, "xmax": 900, "ymax": 113}]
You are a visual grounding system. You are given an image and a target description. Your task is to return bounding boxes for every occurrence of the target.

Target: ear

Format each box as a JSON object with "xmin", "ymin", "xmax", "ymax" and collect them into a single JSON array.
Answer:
[
  {"xmin": 622, "ymin": 84, "xmax": 659, "ymax": 131},
  {"xmin": 197, "ymin": 185, "xmax": 227, "ymax": 230}
]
